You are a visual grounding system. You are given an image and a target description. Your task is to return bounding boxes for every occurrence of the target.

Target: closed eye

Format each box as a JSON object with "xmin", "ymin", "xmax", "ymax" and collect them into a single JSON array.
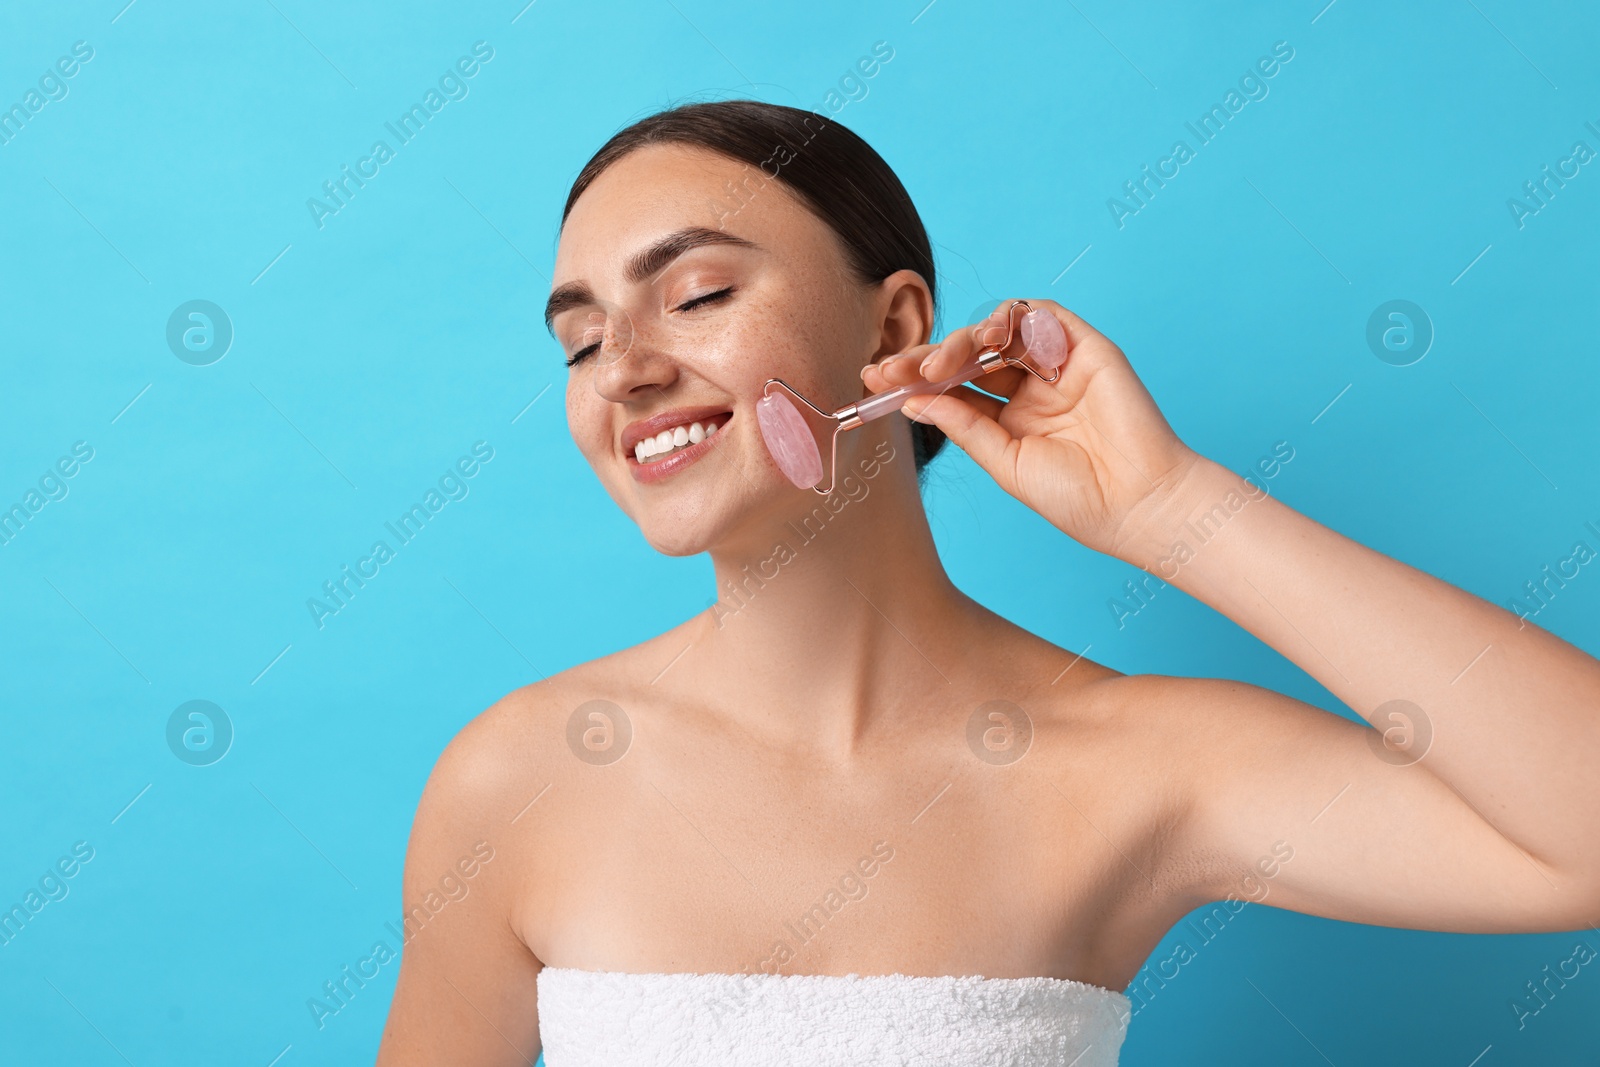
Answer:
[
  {"xmin": 564, "ymin": 287, "xmax": 738, "ymax": 368},
  {"xmin": 676, "ymin": 286, "xmax": 735, "ymax": 312}
]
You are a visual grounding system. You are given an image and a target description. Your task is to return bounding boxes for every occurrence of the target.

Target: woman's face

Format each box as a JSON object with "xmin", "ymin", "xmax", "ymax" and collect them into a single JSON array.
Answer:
[{"xmin": 549, "ymin": 142, "xmax": 926, "ymax": 556}]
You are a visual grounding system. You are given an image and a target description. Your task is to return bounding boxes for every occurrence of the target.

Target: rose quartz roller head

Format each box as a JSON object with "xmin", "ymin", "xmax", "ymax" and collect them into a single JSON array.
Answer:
[{"xmin": 757, "ymin": 299, "xmax": 1068, "ymax": 493}]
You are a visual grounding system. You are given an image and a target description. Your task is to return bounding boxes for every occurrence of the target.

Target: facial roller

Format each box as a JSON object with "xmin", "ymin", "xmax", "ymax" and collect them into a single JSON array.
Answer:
[{"xmin": 756, "ymin": 299, "xmax": 1069, "ymax": 493}]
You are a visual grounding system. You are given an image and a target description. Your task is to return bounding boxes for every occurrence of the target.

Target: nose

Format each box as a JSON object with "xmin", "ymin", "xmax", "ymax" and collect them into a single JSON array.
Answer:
[{"xmin": 591, "ymin": 328, "xmax": 680, "ymax": 405}]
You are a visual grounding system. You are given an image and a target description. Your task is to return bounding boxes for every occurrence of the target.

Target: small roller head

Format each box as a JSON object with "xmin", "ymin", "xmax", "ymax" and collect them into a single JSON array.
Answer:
[
  {"xmin": 1020, "ymin": 309, "xmax": 1068, "ymax": 370},
  {"xmin": 756, "ymin": 392, "xmax": 825, "ymax": 489}
]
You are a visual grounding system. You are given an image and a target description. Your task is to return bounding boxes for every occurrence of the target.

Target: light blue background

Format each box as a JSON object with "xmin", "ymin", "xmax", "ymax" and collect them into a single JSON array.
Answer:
[{"xmin": 2, "ymin": 0, "xmax": 1598, "ymax": 1063}]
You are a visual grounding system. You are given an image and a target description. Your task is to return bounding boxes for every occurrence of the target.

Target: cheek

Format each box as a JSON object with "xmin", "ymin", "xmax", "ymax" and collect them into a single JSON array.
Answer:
[
  {"xmin": 566, "ymin": 381, "xmax": 609, "ymax": 458},
  {"xmin": 730, "ymin": 318, "xmax": 794, "ymax": 386},
  {"xmin": 723, "ymin": 292, "xmax": 853, "ymax": 402}
]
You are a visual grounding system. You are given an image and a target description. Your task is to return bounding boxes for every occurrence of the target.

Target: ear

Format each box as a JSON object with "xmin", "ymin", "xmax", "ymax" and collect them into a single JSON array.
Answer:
[{"xmin": 873, "ymin": 268, "xmax": 934, "ymax": 358}]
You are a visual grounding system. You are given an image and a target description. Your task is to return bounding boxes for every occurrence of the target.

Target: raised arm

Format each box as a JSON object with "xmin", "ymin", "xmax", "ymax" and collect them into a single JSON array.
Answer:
[
  {"xmin": 376, "ymin": 703, "xmax": 544, "ymax": 1066},
  {"xmin": 1122, "ymin": 457, "xmax": 1600, "ymax": 930},
  {"xmin": 874, "ymin": 299, "xmax": 1600, "ymax": 929}
]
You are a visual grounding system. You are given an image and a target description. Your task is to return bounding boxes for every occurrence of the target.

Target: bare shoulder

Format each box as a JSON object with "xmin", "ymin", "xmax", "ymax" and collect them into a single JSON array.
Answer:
[
  {"xmin": 421, "ymin": 655, "xmax": 637, "ymax": 825},
  {"xmin": 950, "ymin": 614, "xmax": 1348, "ymax": 791},
  {"xmin": 380, "ymin": 665, "xmax": 630, "ymax": 1064},
  {"xmin": 1067, "ymin": 669, "xmax": 1349, "ymax": 742}
]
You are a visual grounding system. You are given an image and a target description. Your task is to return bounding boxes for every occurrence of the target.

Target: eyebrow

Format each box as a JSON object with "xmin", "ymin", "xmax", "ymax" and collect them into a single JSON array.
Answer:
[{"xmin": 543, "ymin": 226, "xmax": 763, "ymax": 335}]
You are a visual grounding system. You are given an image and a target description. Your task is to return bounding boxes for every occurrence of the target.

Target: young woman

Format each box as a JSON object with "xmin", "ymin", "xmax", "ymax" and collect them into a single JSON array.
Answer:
[{"xmin": 375, "ymin": 100, "xmax": 1600, "ymax": 1066}]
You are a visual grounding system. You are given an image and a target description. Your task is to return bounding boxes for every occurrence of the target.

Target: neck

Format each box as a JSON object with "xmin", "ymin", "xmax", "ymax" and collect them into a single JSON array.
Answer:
[{"xmin": 678, "ymin": 432, "xmax": 990, "ymax": 757}]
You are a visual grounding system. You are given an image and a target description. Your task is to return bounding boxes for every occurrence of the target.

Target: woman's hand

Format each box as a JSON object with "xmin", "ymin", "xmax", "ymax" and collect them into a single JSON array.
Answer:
[{"xmin": 862, "ymin": 299, "xmax": 1205, "ymax": 564}]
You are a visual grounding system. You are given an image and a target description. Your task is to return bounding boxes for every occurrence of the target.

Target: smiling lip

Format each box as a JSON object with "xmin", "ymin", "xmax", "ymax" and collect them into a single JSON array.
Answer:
[
  {"xmin": 623, "ymin": 407, "xmax": 734, "ymax": 485},
  {"xmin": 621, "ymin": 404, "xmax": 734, "ymax": 454}
]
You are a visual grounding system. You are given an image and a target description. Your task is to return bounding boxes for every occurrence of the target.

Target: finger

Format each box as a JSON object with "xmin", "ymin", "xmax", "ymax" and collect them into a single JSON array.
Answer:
[
  {"xmin": 860, "ymin": 343, "xmax": 939, "ymax": 391},
  {"xmin": 966, "ymin": 365, "xmax": 1026, "ymax": 401},
  {"xmin": 1019, "ymin": 299, "xmax": 1108, "ymax": 350},
  {"xmin": 866, "ymin": 342, "xmax": 1033, "ymax": 401},
  {"xmin": 862, "ymin": 347, "xmax": 936, "ymax": 389},
  {"xmin": 922, "ymin": 299, "xmax": 1050, "ymax": 382},
  {"xmin": 1018, "ymin": 299, "xmax": 1134, "ymax": 408},
  {"xmin": 904, "ymin": 381, "xmax": 1007, "ymax": 425},
  {"xmin": 900, "ymin": 389, "xmax": 1018, "ymax": 483},
  {"xmin": 864, "ymin": 352, "xmax": 1025, "ymax": 405},
  {"xmin": 866, "ymin": 298, "xmax": 1069, "ymax": 395},
  {"xmin": 918, "ymin": 305, "xmax": 1006, "ymax": 382},
  {"xmin": 944, "ymin": 298, "xmax": 1125, "ymax": 413}
]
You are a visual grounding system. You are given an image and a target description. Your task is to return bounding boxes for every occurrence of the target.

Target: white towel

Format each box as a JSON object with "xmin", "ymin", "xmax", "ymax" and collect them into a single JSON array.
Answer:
[{"xmin": 536, "ymin": 966, "xmax": 1131, "ymax": 1066}]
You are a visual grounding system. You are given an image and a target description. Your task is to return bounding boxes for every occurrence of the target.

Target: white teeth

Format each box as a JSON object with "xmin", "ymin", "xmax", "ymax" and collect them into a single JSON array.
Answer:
[{"xmin": 633, "ymin": 418, "xmax": 725, "ymax": 463}]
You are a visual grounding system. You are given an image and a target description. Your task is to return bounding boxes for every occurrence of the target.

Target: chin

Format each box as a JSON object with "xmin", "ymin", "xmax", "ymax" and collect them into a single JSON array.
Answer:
[
  {"xmin": 640, "ymin": 529, "xmax": 713, "ymax": 558},
  {"xmin": 632, "ymin": 486, "xmax": 792, "ymax": 559},
  {"xmin": 632, "ymin": 500, "xmax": 727, "ymax": 558}
]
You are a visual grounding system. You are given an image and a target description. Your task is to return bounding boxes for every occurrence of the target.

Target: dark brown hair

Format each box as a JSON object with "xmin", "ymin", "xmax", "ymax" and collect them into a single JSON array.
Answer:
[{"xmin": 559, "ymin": 98, "xmax": 948, "ymax": 477}]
